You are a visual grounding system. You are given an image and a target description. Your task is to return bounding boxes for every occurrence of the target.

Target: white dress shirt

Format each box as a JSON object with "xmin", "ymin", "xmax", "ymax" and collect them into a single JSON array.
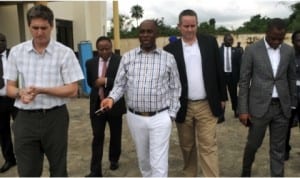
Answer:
[
  {"xmin": 182, "ymin": 39, "xmax": 207, "ymax": 100},
  {"xmin": 264, "ymin": 37, "xmax": 280, "ymax": 98},
  {"xmin": 0, "ymin": 50, "xmax": 7, "ymax": 96}
]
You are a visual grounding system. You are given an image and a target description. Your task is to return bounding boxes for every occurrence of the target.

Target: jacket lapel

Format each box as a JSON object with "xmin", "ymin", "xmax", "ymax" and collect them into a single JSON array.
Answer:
[{"xmin": 257, "ymin": 40, "xmax": 274, "ymax": 78}]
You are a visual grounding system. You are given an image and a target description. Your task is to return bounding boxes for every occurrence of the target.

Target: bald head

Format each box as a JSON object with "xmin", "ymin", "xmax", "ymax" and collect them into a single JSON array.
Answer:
[
  {"xmin": 138, "ymin": 19, "xmax": 158, "ymax": 52},
  {"xmin": 139, "ymin": 20, "xmax": 158, "ymax": 34}
]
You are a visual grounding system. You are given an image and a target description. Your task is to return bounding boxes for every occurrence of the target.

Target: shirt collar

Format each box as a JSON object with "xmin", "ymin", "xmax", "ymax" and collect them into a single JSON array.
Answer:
[
  {"xmin": 99, "ymin": 56, "xmax": 111, "ymax": 62},
  {"xmin": 26, "ymin": 38, "xmax": 54, "ymax": 55},
  {"xmin": 181, "ymin": 38, "xmax": 198, "ymax": 47},
  {"xmin": 137, "ymin": 46, "xmax": 161, "ymax": 54},
  {"xmin": 264, "ymin": 36, "xmax": 281, "ymax": 50},
  {"xmin": 0, "ymin": 50, "xmax": 6, "ymax": 58}
]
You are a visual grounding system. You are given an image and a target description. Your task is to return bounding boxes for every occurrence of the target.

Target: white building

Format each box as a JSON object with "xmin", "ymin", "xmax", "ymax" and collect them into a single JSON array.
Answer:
[{"xmin": 0, "ymin": 1, "xmax": 107, "ymax": 51}]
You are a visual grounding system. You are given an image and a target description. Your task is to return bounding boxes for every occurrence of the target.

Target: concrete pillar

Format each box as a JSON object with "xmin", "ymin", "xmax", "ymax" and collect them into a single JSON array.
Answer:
[{"xmin": 113, "ymin": 0, "xmax": 121, "ymax": 55}]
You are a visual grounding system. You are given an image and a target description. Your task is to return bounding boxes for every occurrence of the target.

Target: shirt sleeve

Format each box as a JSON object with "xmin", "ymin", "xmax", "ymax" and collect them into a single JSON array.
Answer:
[
  {"xmin": 168, "ymin": 55, "xmax": 182, "ymax": 118},
  {"xmin": 108, "ymin": 55, "xmax": 127, "ymax": 103},
  {"xmin": 61, "ymin": 49, "xmax": 84, "ymax": 84}
]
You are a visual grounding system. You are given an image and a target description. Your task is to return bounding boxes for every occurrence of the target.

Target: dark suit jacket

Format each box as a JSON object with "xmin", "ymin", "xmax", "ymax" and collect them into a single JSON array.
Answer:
[
  {"xmin": 164, "ymin": 34, "xmax": 228, "ymax": 123},
  {"xmin": 0, "ymin": 49, "xmax": 15, "ymax": 114},
  {"xmin": 219, "ymin": 45, "xmax": 242, "ymax": 83},
  {"xmin": 238, "ymin": 39, "xmax": 297, "ymax": 118},
  {"xmin": 85, "ymin": 54, "xmax": 126, "ymax": 118}
]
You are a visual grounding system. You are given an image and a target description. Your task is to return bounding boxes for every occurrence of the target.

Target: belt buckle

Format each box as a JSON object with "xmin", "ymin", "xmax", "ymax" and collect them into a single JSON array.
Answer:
[{"xmin": 140, "ymin": 112, "xmax": 150, "ymax": 116}]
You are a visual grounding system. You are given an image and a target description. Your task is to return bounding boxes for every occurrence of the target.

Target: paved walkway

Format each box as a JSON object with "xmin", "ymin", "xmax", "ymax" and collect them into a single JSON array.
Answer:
[{"xmin": 1, "ymin": 98, "xmax": 300, "ymax": 177}]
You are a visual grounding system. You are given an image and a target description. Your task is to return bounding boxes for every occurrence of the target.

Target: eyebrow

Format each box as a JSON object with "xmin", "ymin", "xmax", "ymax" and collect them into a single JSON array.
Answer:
[{"xmin": 31, "ymin": 26, "xmax": 49, "ymax": 30}]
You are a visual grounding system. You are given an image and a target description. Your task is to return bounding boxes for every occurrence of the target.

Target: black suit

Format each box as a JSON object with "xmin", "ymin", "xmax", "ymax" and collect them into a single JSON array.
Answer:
[
  {"xmin": 164, "ymin": 34, "xmax": 227, "ymax": 122},
  {"xmin": 85, "ymin": 54, "xmax": 125, "ymax": 176},
  {"xmin": 0, "ymin": 50, "xmax": 17, "ymax": 165},
  {"xmin": 219, "ymin": 45, "xmax": 242, "ymax": 113}
]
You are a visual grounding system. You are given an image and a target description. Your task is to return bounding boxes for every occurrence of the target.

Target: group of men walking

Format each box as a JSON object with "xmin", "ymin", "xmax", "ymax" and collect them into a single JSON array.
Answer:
[{"xmin": 1, "ymin": 4, "xmax": 300, "ymax": 178}]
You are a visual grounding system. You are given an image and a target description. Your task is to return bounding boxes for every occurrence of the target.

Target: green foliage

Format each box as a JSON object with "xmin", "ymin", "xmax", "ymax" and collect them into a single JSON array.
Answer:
[
  {"xmin": 235, "ymin": 15, "xmax": 270, "ymax": 33},
  {"xmin": 153, "ymin": 18, "xmax": 180, "ymax": 36},
  {"xmin": 130, "ymin": 4, "xmax": 144, "ymax": 27},
  {"xmin": 108, "ymin": 2, "xmax": 300, "ymax": 38},
  {"xmin": 288, "ymin": 2, "xmax": 300, "ymax": 31}
]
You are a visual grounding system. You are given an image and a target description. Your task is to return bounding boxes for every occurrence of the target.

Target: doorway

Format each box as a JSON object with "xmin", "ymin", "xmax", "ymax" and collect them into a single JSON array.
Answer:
[{"xmin": 56, "ymin": 19, "xmax": 74, "ymax": 49}]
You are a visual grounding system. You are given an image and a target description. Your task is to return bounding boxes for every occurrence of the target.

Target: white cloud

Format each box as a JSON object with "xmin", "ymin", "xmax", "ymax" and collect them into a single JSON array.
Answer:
[{"xmin": 107, "ymin": 0, "xmax": 296, "ymax": 29}]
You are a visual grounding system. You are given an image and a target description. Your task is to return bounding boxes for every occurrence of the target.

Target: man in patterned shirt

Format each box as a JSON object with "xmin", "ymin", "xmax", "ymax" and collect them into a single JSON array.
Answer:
[
  {"xmin": 101, "ymin": 19, "xmax": 181, "ymax": 177},
  {"xmin": 4, "ymin": 4, "xmax": 84, "ymax": 177}
]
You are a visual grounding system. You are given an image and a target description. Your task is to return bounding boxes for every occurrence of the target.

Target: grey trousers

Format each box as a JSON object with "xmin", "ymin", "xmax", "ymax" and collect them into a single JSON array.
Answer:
[
  {"xmin": 242, "ymin": 101, "xmax": 289, "ymax": 177},
  {"xmin": 13, "ymin": 105, "xmax": 69, "ymax": 177}
]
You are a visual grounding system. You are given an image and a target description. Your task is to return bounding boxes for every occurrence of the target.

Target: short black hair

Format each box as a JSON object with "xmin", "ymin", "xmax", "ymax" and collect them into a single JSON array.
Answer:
[
  {"xmin": 178, "ymin": 9, "xmax": 198, "ymax": 25},
  {"xmin": 292, "ymin": 30, "xmax": 300, "ymax": 42},
  {"xmin": 95, "ymin": 36, "xmax": 112, "ymax": 47},
  {"xmin": 266, "ymin": 18, "xmax": 286, "ymax": 33},
  {"xmin": 27, "ymin": 4, "xmax": 54, "ymax": 26},
  {"xmin": 223, "ymin": 33, "xmax": 233, "ymax": 41}
]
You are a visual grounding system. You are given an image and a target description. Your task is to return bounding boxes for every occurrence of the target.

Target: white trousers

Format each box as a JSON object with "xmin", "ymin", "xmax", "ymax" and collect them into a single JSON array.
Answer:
[{"xmin": 126, "ymin": 110, "xmax": 172, "ymax": 177}]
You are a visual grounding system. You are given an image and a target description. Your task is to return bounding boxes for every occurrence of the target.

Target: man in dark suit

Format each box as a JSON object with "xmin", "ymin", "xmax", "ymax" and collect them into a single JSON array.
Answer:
[
  {"xmin": 85, "ymin": 36, "xmax": 125, "ymax": 177},
  {"xmin": 238, "ymin": 18, "xmax": 296, "ymax": 177},
  {"xmin": 0, "ymin": 33, "xmax": 17, "ymax": 173},
  {"xmin": 285, "ymin": 30, "xmax": 300, "ymax": 161},
  {"xmin": 164, "ymin": 9, "xmax": 227, "ymax": 177},
  {"xmin": 218, "ymin": 33, "xmax": 242, "ymax": 122}
]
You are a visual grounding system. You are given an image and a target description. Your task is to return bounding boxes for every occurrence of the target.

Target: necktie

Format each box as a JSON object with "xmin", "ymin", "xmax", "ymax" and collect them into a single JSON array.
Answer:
[
  {"xmin": 99, "ymin": 60, "xmax": 107, "ymax": 100},
  {"xmin": 0, "ymin": 55, "xmax": 4, "ymax": 89},
  {"xmin": 225, "ymin": 48, "xmax": 231, "ymax": 72}
]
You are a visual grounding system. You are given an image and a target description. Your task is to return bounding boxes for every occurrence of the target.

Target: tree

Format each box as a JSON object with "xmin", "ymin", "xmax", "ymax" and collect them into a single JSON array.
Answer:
[
  {"xmin": 209, "ymin": 18, "xmax": 216, "ymax": 29},
  {"xmin": 153, "ymin": 17, "xmax": 180, "ymax": 36},
  {"xmin": 288, "ymin": 2, "xmax": 300, "ymax": 31},
  {"xmin": 130, "ymin": 4, "xmax": 144, "ymax": 27},
  {"xmin": 198, "ymin": 20, "xmax": 216, "ymax": 34},
  {"xmin": 108, "ymin": 14, "xmax": 134, "ymax": 38},
  {"xmin": 118, "ymin": 14, "xmax": 133, "ymax": 32},
  {"xmin": 236, "ymin": 14, "xmax": 270, "ymax": 33}
]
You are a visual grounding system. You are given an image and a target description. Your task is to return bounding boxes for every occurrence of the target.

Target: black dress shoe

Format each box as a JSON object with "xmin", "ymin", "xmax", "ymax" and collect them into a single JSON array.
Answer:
[
  {"xmin": 217, "ymin": 116, "xmax": 225, "ymax": 124},
  {"xmin": 285, "ymin": 151, "xmax": 290, "ymax": 161},
  {"xmin": 110, "ymin": 162, "xmax": 119, "ymax": 170},
  {"xmin": 234, "ymin": 111, "xmax": 239, "ymax": 118},
  {"xmin": 0, "ymin": 161, "xmax": 16, "ymax": 173},
  {"xmin": 85, "ymin": 172, "xmax": 102, "ymax": 177},
  {"xmin": 241, "ymin": 171, "xmax": 251, "ymax": 177}
]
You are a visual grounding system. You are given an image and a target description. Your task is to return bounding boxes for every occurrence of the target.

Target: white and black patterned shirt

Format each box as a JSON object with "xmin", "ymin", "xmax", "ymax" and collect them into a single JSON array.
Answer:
[
  {"xmin": 109, "ymin": 47, "xmax": 181, "ymax": 118},
  {"xmin": 4, "ymin": 39, "xmax": 84, "ymax": 109}
]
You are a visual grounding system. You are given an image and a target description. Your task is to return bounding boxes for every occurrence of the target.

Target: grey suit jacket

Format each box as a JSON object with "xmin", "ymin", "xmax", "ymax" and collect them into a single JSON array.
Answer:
[{"xmin": 238, "ymin": 39, "xmax": 297, "ymax": 118}]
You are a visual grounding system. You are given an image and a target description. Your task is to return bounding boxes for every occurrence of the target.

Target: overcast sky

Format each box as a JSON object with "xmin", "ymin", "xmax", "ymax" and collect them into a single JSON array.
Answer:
[{"xmin": 107, "ymin": 0, "xmax": 296, "ymax": 30}]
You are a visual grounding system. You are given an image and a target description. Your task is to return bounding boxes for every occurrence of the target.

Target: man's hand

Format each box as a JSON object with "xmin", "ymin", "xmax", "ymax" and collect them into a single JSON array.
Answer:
[
  {"xmin": 239, "ymin": 113, "xmax": 251, "ymax": 127},
  {"xmin": 221, "ymin": 101, "xmax": 226, "ymax": 109},
  {"xmin": 19, "ymin": 87, "xmax": 35, "ymax": 104},
  {"xmin": 101, "ymin": 97, "xmax": 114, "ymax": 110},
  {"xmin": 95, "ymin": 77, "xmax": 106, "ymax": 88}
]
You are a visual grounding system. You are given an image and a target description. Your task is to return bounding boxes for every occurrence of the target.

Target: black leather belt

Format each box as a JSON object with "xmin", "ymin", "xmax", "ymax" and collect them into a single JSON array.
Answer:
[
  {"xmin": 128, "ymin": 107, "xmax": 168, "ymax": 117},
  {"xmin": 271, "ymin": 98, "xmax": 280, "ymax": 105},
  {"xmin": 19, "ymin": 104, "xmax": 65, "ymax": 114}
]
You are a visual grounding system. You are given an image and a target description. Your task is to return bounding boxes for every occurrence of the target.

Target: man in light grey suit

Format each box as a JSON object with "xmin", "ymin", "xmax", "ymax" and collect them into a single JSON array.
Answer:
[{"xmin": 238, "ymin": 18, "xmax": 296, "ymax": 177}]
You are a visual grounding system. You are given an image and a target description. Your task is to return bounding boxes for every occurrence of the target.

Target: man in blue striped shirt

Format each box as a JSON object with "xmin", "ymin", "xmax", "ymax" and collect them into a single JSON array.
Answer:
[{"xmin": 101, "ymin": 19, "xmax": 181, "ymax": 177}]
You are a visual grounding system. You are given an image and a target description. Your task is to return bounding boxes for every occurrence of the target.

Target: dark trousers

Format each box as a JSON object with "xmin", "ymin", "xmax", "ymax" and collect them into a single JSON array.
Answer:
[
  {"xmin": 225, "ymin": 73, "xmax": 238, "ymax": 111},
  {"xmin": 285, "ymin": 100, "xmax": 300, "ymax": 153},
  {"xmin": 0, "ymin": 96, "xmax": 17, "ymax": 163},
  {"xmin": 242, "ymin": 101, "xmax": 288, "ymax": 177},
  {"xmin": 13, "ymin": 105, "xmax": 69, "ymax": 177},
  {"xmin": 89, "ymin": 112, "xmax": 122, "ymax": 175}
]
